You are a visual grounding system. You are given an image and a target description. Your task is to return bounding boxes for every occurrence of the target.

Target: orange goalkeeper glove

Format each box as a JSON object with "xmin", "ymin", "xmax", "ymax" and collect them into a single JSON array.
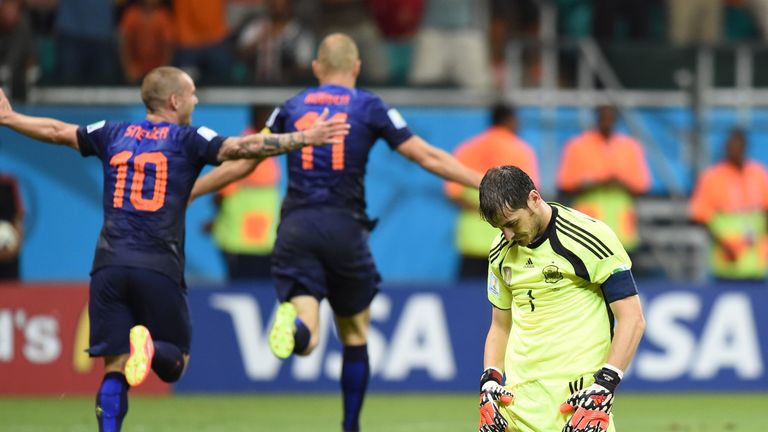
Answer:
[
  {"xmin": 478, "ymin": 367, "xmax": 514, "ymax": 432},
  {"xmin": 560, "ymin": 366, "xmax": 621, "ymax": 432}
]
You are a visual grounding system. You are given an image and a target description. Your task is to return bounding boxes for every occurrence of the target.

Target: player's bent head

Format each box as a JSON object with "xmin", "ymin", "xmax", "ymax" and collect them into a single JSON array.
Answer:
[
  {"xmin": 315, "ymin": 33, "xmax": 360, "ymax": 76},
  {"xmin": 479, "ymin": 166, "xmax": 536, "ymax": 222},
  {"xmin": 141, "ymin": 66, "xmax": 190, "ymax": 114}
]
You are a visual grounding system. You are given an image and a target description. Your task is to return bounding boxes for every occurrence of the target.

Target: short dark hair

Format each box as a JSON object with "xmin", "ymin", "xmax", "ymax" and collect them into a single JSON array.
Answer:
[
  {"xmin": 479, "ymin": 166, "xmax": 536, "ymax": 222},
  {"xmin": 491, "ymin": 103, "xmax": 515, "ymax": 126}
]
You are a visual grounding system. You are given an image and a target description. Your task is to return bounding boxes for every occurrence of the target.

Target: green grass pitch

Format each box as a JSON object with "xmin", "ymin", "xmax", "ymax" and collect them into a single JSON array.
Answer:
[{"xmin": 1, "ymin": 393, "xmax": 766, "ymax": 431}]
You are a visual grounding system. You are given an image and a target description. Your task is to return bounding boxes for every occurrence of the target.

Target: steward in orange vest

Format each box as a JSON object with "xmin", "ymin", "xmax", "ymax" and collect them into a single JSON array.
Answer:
[
  {"xmin": 690, "ymin": 128, "xmax": 768, "ymax": 281},
  {"xmin": 557, "ymin": 105, "xmax": 650, "ymax": 252}
]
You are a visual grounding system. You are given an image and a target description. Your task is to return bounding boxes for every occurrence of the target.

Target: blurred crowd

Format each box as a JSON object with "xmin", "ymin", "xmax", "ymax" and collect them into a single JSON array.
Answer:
[{"xmin": 5, "ymin": 0, "xmax": 768, "ymax": 99}]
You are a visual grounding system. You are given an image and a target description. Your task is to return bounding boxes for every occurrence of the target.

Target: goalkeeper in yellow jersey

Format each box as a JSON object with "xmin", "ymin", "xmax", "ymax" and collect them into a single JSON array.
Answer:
[{"xmin": 476, "ymin": 166, "xmax": 646, "ymax": 432}]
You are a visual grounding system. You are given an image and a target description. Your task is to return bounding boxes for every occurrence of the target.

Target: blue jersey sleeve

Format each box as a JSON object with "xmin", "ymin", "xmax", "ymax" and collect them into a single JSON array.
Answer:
[
  {"xmin": 77, "ymin": 120, "xmax": 118, "ymax": 159},
  {"xmin": 178, "ymin": 125, "xmax": 227, "ymax": 166},
  {"xmin": 367, "ymin": 97, "xmax": 413, "ymax": 149}
]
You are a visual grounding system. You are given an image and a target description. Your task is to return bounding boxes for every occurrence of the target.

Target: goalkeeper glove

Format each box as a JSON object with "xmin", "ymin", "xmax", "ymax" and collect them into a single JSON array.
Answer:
[
  {"xmin": 560, "ymin": 366, "xmax": 622, "ymax": 432},
  {"xmin": 478, "ymin": 367, "xmax": 514, "ymax": 432}
]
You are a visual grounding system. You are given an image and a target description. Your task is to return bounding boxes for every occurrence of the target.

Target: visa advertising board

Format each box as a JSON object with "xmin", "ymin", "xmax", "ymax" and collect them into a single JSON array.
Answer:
[
  {"xmin": 1, "ymin": 282, "xmax": 766, "ymax": 394},
  {"xmin": 176, "ymin": 282, "xmax": 768, "ymax": 393}
]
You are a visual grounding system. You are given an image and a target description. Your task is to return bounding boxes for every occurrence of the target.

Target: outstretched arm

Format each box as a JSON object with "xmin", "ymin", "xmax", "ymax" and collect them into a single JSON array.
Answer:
[
  {"xmin": 216, "ymin": 107, "xmax": 349, "ymax": 162},
  {"xmin": 195, "ymin": 130, "xmax": 310, "ymax": 200},
  {"xmin": 0, "ymin": 90, "xmax": 79, "ymax": 150},
  {"xmin": 193, "ymin": 108, "xmax": 349, "ymax": 200},
  {"xmin": 190, "ymin": 159, "xmax": 260, "ymax": 201},
  {"xmin": 397, "ymin": 136, "xmax": 483, "ymax": 189}
]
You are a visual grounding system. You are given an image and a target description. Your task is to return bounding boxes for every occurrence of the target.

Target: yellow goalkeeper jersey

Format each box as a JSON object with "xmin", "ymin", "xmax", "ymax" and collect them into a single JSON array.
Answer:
[{"xmin": 487, "ymin": 203, "xmax": 631, "ymax": 385}]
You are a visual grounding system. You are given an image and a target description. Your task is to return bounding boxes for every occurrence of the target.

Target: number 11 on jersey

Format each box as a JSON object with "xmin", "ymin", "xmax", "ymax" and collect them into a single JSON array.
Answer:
[{"xmin": 293, "ymin": 111, "xmax": 347, "ymax": 170}]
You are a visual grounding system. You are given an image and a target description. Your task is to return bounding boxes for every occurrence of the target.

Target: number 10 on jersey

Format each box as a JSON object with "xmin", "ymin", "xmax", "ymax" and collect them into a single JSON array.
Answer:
[
  {"xmin": 109, "ymin": 151, "xmax": 168, "ymax": 212},
  {"xmin": 294, "ymin": 111, "xmax": 347, "ymax": 170}
]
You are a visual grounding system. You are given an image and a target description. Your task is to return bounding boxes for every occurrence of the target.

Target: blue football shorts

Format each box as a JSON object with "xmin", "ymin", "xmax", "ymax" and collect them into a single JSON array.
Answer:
[
  {"xmin": 271, "ymin": 207, "xmax": 381, "ymax": 316},
  {"xmin": 87, "ymin": 266, "xmax": 191, "ymax": 356}
]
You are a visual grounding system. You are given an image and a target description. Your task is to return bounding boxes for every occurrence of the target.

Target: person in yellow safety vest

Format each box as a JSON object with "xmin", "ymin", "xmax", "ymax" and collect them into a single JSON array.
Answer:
[
  {"xmin": 689, "ymin": 128, "xmax": 768, "ymax": 282},
  {"xmin": 210, "ymin": 106, "xmax": 281, "ymax": 280},
  {"xmin": 557, "ymin": 105, "xmax": 651, "ymax": 252},
  {"xmin": 445, "ymin": 104, "xmax": 539, "ymax": 279}
]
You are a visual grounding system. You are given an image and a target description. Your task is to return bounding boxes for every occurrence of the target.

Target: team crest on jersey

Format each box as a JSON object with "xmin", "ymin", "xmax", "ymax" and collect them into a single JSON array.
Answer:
[{"xmin": 542, "ymin": 264, "xmax": 563, "ymax": 283}]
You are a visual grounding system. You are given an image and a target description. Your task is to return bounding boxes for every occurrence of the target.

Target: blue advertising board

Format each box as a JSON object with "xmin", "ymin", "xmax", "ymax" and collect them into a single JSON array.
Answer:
[
  {"xmin": 629, "ymin": 283, "xmax": 768, "ymax": 392},
  {"xmin": 178, "ymin": 284, "xmax": 488, "ymax": 393},
  {"xmin": 176, "ymin": 282, "xmax": 768, "ymax": 393}
]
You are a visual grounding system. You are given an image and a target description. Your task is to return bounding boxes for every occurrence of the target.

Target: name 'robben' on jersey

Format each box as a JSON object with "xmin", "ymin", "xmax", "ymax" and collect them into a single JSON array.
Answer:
[{"xmin": 486, "ymin": 203, "xmax": 632, "ymax": 385}]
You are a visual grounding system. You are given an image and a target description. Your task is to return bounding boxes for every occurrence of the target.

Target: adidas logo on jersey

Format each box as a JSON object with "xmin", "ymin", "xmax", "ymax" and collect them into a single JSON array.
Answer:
[{"xmin": 524, "ymin": 258, "xmax": 534, "ymax": 269}]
